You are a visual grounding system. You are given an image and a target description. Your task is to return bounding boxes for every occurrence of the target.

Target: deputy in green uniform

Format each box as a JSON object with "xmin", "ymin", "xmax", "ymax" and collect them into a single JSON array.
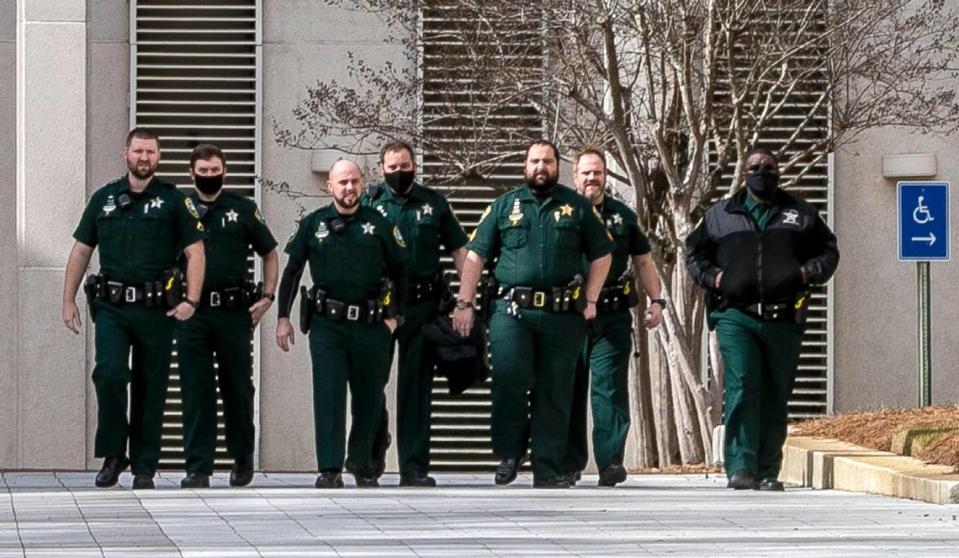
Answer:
[
  {"xmin": 453, "ymin": 140, "xmax": 613, "ymax": 488},
  {"xmin": 686, "ymin": 148, "xmax": 839, "ymax": 491},
  {"xmin": 177, "ymin": 144, "xmax": 279, "ymax": 489},
  {"xmin": 364, "ymin": 141, "xmax": 468, "ymax": 487},
  {"xmin": 563, "ymin": 148, "xmax": 664, "ymax": 487},
  {"xmin": 275, "ymin": 159, "xmax": 408, "ymax": 489},
  {"xmin": 62, "ymin": 128, "xmax": 206, "ymax": 489}
]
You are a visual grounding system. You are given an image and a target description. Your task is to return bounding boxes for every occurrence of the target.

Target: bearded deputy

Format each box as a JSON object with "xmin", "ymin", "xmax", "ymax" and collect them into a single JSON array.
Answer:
[
  {"xmin": 686, "ymin": 148, "xmax": 839, "ymax": 491},
  {"xmin": 453, "ymin": 140, "xmax": 614, "ymax": 488},
  {"xmin": 61, "ymin": 127, "xmax": 206, "ymax": 489},
  {"xmin": 275, "ymin": 159, "xmax": 408, "ymax": 488}
]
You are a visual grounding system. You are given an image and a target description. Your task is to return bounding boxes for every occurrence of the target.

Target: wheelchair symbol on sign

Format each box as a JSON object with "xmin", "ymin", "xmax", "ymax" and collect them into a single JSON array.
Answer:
[{"xmin": 913, "ymin": 196, "xmax": 935, "ymax": 225}]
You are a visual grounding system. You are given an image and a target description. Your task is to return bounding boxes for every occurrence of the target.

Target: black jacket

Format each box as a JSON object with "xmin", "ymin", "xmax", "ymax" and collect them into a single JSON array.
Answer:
[{"xmin": 685, "ymin": 188, "xmax": 839, "ymax": 307}]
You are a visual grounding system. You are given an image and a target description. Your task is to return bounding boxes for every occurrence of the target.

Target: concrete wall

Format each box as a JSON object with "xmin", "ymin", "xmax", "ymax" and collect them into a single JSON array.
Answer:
[
  {"xmin": 0, "ymin": 0, "xmax": 18, "ymax": 469},
  {"xmin": 833, "ymin": 132, "xmax": 959, "ymax": 411},
  {"xmin": 258, "ymin": 0, "xmax": 411, "ymax": 471},
  {"xmin": 13, "ymin": 0, "xmax": 88, "ymax": 469}
]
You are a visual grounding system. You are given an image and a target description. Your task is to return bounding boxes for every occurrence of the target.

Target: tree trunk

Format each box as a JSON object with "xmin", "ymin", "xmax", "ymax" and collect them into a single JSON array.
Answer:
[{"xmin": 627, "ymin": 313, "xmax": 658, "ymax": 468}]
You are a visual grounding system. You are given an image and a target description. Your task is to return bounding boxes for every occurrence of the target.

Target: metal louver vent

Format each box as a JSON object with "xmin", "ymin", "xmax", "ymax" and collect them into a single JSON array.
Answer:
[
  {"xmin": 420, "ymin": 2, "xmax": 545, "ymax": 471},
  {"xmin": 710, "ymin": 5, "xmax": 832, "ymax": 419},
  {"xmin": 130, "ymin": 0, "xmax": 260, "ymax": 470}
]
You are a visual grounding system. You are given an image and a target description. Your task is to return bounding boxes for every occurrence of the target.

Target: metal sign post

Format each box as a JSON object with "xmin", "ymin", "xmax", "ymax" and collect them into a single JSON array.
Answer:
[{"xmin": 897, "ymin": 181, "xmax": 950, "ymax": 407}]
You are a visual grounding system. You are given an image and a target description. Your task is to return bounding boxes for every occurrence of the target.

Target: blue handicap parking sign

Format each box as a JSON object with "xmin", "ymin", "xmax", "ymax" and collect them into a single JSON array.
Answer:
[{"xmin": 898, "ymin": 182, "xmax": 950, "ymax": 261}]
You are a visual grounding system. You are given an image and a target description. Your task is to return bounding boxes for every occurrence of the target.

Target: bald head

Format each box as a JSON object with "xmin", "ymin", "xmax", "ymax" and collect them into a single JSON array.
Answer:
[{"xmin": 326, "ymin": 158, "xmax": 364, "ymax": 214}]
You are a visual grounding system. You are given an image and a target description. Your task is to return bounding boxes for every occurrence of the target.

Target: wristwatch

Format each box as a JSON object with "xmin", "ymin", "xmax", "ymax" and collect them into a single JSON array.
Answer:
[
  {"xmin": 184, "ymin": 298, "xmax": 200, "ymax": 309},
  {"xmin": 263, "ymin": 292, "xmax": 276, "ymax": 302},
  {"xmin": 455, "ymin": 298, "xmax": 474, "ymax": 310},
  {"xmin": 650, "ymin": 298, "xmax": 667, "ymax": 309}
]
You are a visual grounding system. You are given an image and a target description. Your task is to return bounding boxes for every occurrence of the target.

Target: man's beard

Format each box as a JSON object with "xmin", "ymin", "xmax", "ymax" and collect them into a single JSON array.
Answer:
[
  {"xmin": 333, "ymin": 192, "xmax": 360, "ymax": 210},
  {"xmin": 526, "ymin": 170, "xmax": 559, "ymax": 193},
  {"xmin": 127, "ymin": 160, "xmax": 158, "ymax": 180},
  {"xmin": 581, "ymin": 182, "xmax": 605, "ymax": 203}
]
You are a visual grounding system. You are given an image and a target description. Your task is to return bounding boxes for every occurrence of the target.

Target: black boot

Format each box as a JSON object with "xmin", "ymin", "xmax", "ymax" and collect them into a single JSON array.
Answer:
[
  {"xmin": 94, "ymin": 456, "xmax": 129, "ymax": 488},
  {"xmin": 755, "ymin": 477, "xmax": 785, "ymax": 491},
  {"xmin": 180, "ymin": 472, "xmax": 210, "ymax": 489},
  {"xmin": 315, "ymin": 471, "xmax": 344, "ymax": 489},
  {"xmin": 726, "ymin": 471, "xmax": 757, "ymax": 490},
  {"xmin": 399, "ymin": 472, "xmax": 437, "ymax": 487},
  {"xmin": 230, "ymin": 454, "xmax": 254, "ymax": 487},
  {"xmin": 132, "ymin": 474, "xmax": 155, "ymax": 490},
  {"xmin": 533, "ymin": 476, "xmax": 571, "ymax": 489},
  {"xmin": 598, "ymin": 464, "xmax": 627, "ymax": 487},
  {"xmin": 494, "ymin": 456, "xmax": 523, "ymax": 486}
]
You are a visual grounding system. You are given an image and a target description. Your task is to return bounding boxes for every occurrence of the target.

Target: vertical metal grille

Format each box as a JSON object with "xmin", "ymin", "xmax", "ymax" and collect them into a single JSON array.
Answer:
[
  {"xmin": 420, "ymin": 2, "xmax": 545, "ymax": 471},
  {"xmin": 131, "ymin": 0, "xmax": 260, "ymax": 469},
  {"xmin": 710, "ymin": 6, "xmax": 832, "ymax": 419}
]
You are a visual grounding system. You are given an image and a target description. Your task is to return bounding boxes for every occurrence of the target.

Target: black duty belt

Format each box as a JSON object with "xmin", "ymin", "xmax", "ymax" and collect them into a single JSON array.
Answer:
[
  {"xmin": 597, "ymin": 287, "xmax": 630, "ymax": 314},
  {"xmin": 310, "ymin": 290, "xmax": 386, "ymax": 324},
  {"xmin": 738, "ymin": 301, "xmax": 793, "ymax": 321},
  {"xmin": 407, "ymin": 278, "xmax": 440, "ymax": 303},
  {"xmin": 100, "ymin": 279, "xmax": 170, "ymax": 308},
  {"xmin": 202, "ymin": 282, "xmax": 258, "ymax": 309},
  {"xmin": 499, "ymin": 283, "xmax": 585, "ymax": 314}
]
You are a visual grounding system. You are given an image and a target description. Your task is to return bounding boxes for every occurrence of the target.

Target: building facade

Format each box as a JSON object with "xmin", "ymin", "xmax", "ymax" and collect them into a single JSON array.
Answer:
[{"xmin": 2, "ymin": 0, "xmax": 958, "ymax": 472}]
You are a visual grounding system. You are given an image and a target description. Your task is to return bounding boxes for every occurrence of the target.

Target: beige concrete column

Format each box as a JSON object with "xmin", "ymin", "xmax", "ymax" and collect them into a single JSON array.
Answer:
[{"xmin": 15, "ymin": 0, "xmax": 87, "ymax": 468}]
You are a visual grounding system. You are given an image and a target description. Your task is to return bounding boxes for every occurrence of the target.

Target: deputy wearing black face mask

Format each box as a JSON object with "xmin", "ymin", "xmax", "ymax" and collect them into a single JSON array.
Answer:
[
  {"xmin": 176, "ymin": 144, "xmax": 280, "ymax": 489},
  {"xmin": 362, "ymin": 141, "xmax": 469, "ymax": 487},
  {"xmin": 685, "ymin": 148, "xmax": 839, "ymax": 492}
]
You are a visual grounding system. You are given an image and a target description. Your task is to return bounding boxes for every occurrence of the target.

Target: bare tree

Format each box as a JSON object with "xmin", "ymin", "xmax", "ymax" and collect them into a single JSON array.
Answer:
[{"xmin": 275, "ymin": 0, "xmax": 959, "ymax": 465}]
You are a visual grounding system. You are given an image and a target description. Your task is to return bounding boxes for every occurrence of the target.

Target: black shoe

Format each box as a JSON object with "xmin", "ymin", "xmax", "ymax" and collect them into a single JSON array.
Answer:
[
  {"xmin": 180, "ymin": 472, "xmax": 210, "ymax": 489},
  {"xmin": 563, "ymin": 471, "xmax": 582, "ymax": 486},
  {"xmin": 494, "ymin": 456, "xmax": 523, "ymax": 486},
  {"xmin": 94, "ymin": 456, "xmax": 129, "ymax": 488},
  {"xmin": 353, "ymin": 473, "xmax": 379, "ymax": 488},
  {"xmin": 598, "ymin": 464, "xmax": 627, "ymax": 487},
  {"xmin": 315, "ymin": 471, "xmax": 344, "ymax": 489},
  {"xmin": 230, "ymin": 455, "xmax": 254, "ymax": 487},
  {"xmin": 755, "ymin": 477, "xmax": 785, "ymax": 491},
  {"xmin": 399, "ymin": 472, "xmax": 437, "ymax": 487},
  {"xmin": 726, "ymin": 471, "xmax": 757, "ymax": 490},
  {"xmin": 533, "ymin": 476, "xmax": 571, "ymax": 489},
  {"xmin": 132, "ymin": 474, "xmax": 155, "ymax": 490},
  {"xmin": 372, "ymin": 433, "xmax": 391, "ymax": 480}
]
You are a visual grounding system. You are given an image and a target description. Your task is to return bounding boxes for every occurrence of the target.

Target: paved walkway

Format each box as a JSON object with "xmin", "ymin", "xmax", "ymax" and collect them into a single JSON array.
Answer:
[{"xmin": 1, "ymin": 472, "xmax": 957, "ymax": 557}]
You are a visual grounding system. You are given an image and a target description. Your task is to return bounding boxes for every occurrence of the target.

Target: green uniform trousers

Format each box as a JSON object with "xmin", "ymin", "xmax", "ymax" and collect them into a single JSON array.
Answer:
[
  {"xmin": 92, "ymin": 300, "xmax": 175, "ymax": 475},
  {"xmin": 370, "ymin": 298, "xmax": 441, "ymax": 475},
  {"xmin": 176, "ymin": 306, "xmax": 255, "ymax": 475},
  {"xmin": 488, "ymin": 299, "xmax": 588, "ymax": 480},
  {"xmin": 713, "ymin": 309, "xmax": 805, "ymax": 479},
  {"xmin": 565, "ymin": 311, "xmax": 633, "ymax": 473},
  {"xmin": 308, "ymin": 316, "xmax": 391, "ymax": 473}
]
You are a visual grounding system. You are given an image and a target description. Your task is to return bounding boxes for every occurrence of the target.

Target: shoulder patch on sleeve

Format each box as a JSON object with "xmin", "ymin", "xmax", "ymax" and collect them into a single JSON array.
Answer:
[
  {"xmin": 477, "ymin": 204, "xmax": 492, "ymax": 225},
  {"xmin": 393, "ymin": 225, "xmax": 407, "ymax": 248},
  {"xmin": 254, "ymin": 207, "xmax": 266, "ymax": 224},
  {"xmin": 196, "ymin": 221, "xmax": 205, "ymax": 232},
  {"xmin": 184, "ymin": 197, "xmax": 200, "ymax": 219},
  {"xmin": 287, "ymin": 222, "xmax": 299, "ymax": 243}
]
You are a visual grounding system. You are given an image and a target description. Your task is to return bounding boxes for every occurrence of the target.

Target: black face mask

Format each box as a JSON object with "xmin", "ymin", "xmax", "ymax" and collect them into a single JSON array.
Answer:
[
  {"xmin": 195, "ymin": 173, "xmax": 224, "ymax": 196},
  {"xmin": 745, "ymin": 168, "xmax": 780, "ymax": 201},
  {"xmin": 384, "ymin": 170, "xmax": 416, "ymax": 195}
]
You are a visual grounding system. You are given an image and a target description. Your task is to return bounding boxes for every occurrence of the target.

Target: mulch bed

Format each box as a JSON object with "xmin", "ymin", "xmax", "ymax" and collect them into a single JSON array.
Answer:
[{"xmin": 793, "ymin": 405, "xmax": 959, "ymax": 471}]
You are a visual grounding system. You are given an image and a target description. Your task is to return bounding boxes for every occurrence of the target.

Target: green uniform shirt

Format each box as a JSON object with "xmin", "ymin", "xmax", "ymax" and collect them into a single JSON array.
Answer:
[
  {"xmin": 744, "ymin": 195, "xmax": 775, "ymax": 231},
  {"xmin": 190, "ymin": 191, "xmax": 278, "ymax": 289},
  {"xmin": 284, "ymin": 204, "xmax": 409, "ymax": 304},
  {"xmin": 595, "ymin": 196, "xmax": 651, "ymax": 287},
  {"xmin": 73, "ymin": 176, "xmax": 206, "ymax": 284},
  {"xmin": 362, "ymin": 182, "xmax": 468, "ymax": 281},
  {"xmin": 468, "ymin": 183, "xmax": 614, "ymax": 288}
]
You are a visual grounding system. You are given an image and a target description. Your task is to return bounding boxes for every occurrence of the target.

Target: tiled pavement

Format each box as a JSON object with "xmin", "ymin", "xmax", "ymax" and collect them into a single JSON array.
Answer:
[{"xmin": 1, "ymin": 472, "xmax": 957, "ymax": 557}]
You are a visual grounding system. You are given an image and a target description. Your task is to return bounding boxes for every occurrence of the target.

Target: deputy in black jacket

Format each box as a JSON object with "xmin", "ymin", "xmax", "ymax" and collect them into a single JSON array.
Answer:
[{"xmin": 686, "ymin": 148, "xmax": 839, "ymax": 491}]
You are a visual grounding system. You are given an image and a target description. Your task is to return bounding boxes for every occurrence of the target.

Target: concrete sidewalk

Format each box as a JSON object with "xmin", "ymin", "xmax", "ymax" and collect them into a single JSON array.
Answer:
[{"xmin": 1, "ymin": 472, "xmax": 957, "ymax": 557}]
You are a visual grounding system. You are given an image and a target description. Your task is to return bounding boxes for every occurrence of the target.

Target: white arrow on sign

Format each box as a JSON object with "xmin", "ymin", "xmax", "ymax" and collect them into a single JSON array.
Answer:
[{"xmin": 911, "ymin": 232, "xmax": 937, "ymax": 246}]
